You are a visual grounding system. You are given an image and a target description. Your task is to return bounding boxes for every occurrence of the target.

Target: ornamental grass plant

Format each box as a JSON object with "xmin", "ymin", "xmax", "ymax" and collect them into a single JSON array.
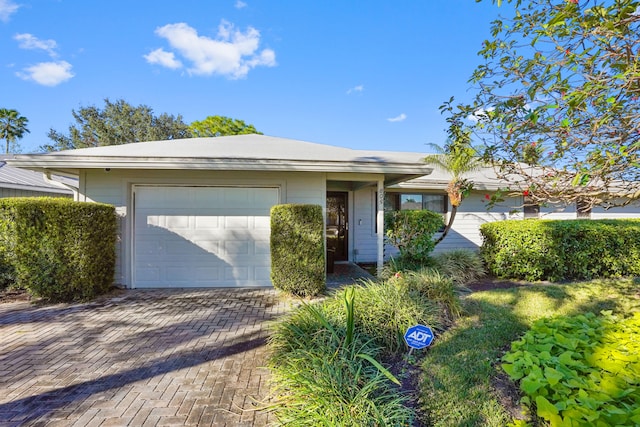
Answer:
[
  {"xmin": 431, "ymin": 249, "xmax": 486, "ymax": 286},
  {"xmin": 268, "ymin": 287, "xmax": 416, "ymax": 426}
]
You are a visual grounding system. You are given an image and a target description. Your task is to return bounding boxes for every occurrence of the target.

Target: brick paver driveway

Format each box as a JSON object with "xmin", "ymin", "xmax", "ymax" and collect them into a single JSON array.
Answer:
[{"xmin": 0, "ymin": 289, "xmax": 292, "ymax": 426}]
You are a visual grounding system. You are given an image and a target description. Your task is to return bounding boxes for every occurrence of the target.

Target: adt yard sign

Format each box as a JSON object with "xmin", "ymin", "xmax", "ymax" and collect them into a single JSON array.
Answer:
[{"xmin": 404, "ymin": 325, "xmax": 434, "ymax": 350}]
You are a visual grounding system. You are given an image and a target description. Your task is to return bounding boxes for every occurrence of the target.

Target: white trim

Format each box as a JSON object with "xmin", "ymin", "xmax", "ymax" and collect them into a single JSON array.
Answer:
[{"xmin": 376, "ymin": 179, "xmax": 384, "ymax": 276}]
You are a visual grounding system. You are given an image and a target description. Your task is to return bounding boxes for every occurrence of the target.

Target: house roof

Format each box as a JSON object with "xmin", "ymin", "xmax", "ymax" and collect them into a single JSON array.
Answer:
[
  {"xmin": 0, "ymin": 156, "xmax": 73, "ymax": 194},
  {"xmin": 7, "ymin": 134, "xmax": 434, "ymax": 183},
  {"xmin": 394, "ymin": 164, "xmax": 506, "ymax": 192}
]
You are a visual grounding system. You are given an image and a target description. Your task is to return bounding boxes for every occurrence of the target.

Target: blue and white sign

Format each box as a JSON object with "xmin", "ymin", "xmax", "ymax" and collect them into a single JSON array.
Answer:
[{"xmin": 404, "ymin": 324, "xmax": 434, "ymax": 349}]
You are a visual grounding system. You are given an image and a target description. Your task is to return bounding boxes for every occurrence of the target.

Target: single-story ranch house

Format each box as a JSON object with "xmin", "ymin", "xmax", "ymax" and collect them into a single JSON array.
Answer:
[{"xmin": 8, "ymin": 135, "xmax": 640, "ymax": 289}]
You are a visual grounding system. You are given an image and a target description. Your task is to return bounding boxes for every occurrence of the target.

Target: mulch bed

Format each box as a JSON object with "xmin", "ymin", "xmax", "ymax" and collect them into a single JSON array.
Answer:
[{"xmin": 0, "ymin": 288, "xmax": 32, "ymax": 304}]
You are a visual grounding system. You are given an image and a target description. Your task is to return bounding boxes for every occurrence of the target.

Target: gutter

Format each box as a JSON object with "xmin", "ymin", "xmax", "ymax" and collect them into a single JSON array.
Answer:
[
  {"xmin": 9, "ymin": 157, "xmax": 434, "ymax": 175},
  {"xmin": 43, "ymin": 171, "xmax": 79, "ymax": 200}
]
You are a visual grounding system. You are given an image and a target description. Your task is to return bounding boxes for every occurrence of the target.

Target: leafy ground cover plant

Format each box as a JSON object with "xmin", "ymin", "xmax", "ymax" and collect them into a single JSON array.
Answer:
[
  {"xmin": 502, "ymin": 311, "xmax": 640, "ymax": 426},
  {"xmin": 418, "ymin": 279, "xmax": 640, "ymax": 426}
]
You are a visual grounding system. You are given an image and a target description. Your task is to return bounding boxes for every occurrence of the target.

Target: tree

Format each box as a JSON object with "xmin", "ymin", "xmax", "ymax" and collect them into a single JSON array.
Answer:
[
  {"xmin": 451, "ymin": 0, "xmax": 640, "ymax": 209},
  {"xmin": 424, "ymin": 102, "xmax": 483, "ymax": 245},
  {"xmin": 0, "ymin": 109, "xmax": 30, "ymax": 154},
  {"xmin": 189, "ymin": 115, "xmax": 262, "ymax": 137},
  {"xmin": 42, "ymin": 98, "xmax": 192, "ymax": 151}
]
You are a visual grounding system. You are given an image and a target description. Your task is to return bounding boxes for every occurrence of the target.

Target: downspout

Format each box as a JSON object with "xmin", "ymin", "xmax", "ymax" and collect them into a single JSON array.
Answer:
[{"xmin": 43, "ymin": 171, "xmax": 79, "ymax": 201}]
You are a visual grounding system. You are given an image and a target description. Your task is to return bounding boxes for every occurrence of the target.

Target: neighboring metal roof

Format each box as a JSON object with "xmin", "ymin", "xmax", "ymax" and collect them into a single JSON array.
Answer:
[
  {"xmin": 7, "ymin": 135, "xmax": 434, "ymax": 177},
  {"xmin": 0, "ymin": 156, "xmax": 73, "ymax": 194}
]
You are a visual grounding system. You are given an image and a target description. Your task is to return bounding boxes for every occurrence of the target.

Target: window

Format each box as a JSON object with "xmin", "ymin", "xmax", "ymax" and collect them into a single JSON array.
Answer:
[
  {"xmin": 384, "ymin": 193, "xmax": 447, "ymax": 213},
  {"xmin": 523, "ymin": 196, "xmax": 540, "ymax": 219},
  {"xmin": 384, "ymin": 192, "xmax": 448, "ymax": 232}
]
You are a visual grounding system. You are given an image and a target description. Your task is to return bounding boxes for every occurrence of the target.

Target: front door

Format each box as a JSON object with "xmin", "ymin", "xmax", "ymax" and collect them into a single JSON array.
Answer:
[{"xmin": 326, "ymin": 192, "xmax": 348, "ymax": 261}]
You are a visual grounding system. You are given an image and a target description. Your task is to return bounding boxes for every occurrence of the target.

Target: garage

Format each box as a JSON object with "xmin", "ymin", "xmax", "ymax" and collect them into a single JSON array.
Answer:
[{"xmin": 133, "ymin": 185, "xmax": 280, "ymax": 288}]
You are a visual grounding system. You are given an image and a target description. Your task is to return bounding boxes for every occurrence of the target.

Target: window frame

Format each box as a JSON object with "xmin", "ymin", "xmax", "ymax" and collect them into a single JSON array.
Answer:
[{"xmin": 384, "ymin": 192, "xmax": 448, "ymax": 214}]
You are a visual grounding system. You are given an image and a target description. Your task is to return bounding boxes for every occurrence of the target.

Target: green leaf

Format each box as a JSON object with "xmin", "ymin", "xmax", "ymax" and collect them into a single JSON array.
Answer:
[
  {"xmin": 535, "ymin": 395, "xmax": 562, "ymax": 425},
  {"xmin": 355, "ymin": 353, "xmax": 401, "ymax": 385},
  {"xmin": 521, "ymin": 375, "xmax": 545, "ymax": 395},
  {"xmin": 502, "ymin": 363, "xmax": 524, "ymax": 380},
  {"xmin": 544, "ymin": 367, "xmax": 565, "ymax": 386}
]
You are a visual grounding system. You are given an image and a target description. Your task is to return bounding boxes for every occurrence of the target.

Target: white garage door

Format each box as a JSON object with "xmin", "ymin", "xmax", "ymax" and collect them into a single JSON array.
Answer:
[{"xmin": 133, "ymin": 186, "xmax": 279, "ymax": 288}]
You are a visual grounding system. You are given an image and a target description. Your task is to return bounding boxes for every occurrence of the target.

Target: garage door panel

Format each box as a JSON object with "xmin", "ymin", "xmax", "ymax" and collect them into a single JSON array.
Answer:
[
  {"xmin": 194, "ymin": 216, "xmax": 220, "ymax": 228},
  {"xmin": 134, "ymin": 186, "xmax": 278, "ymax": 288},
  {"xmin": 254, "ymin": 239, "xmax": 269, "ymax": 255},
  {"xmin": 225, "ymin": 216, "xmax": 249, "ymax": 229}
]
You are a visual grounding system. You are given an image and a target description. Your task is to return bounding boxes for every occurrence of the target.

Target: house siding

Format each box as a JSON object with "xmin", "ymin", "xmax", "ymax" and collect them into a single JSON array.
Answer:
[
  {"xmin": 591, "ymin": 203, "xmax": 640, "ymax": 219},
  {"xmin": 80, "ymin": 169, "xmax": 326, "ymax": 288},
  {"xmin": 0, "ymin": 188, "xmax": 71, "ymax": 198}
]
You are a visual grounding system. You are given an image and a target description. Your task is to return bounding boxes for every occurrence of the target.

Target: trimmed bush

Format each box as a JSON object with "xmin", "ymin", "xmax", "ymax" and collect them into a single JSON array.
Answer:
[
  {"xmin": 270, "ymin": 204, "xmax": 325, "ymax": 297},
  {"xmin": 385, "ymin": 209, "xmax": 444, "ymax": 264},
  {"xmin": 480, "ymin": 219, "xmax": 640, "ymax": 281},
  {"xmin": 0, "ymin": 197, "xmax": 117, "ymax": 301}
]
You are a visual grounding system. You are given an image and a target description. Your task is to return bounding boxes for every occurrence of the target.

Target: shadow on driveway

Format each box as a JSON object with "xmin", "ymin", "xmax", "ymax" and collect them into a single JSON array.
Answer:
[{"xmin": 0, "ymin": 288, "xmax": 291, "ymax": 426}]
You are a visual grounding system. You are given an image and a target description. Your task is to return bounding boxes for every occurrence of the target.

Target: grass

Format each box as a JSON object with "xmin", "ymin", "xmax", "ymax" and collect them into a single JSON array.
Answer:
[
  {"xmin": 267, "ymin": 273, "xmax": 465, "ymax": 425},
  {"xmin": 418, "ymin": 278, "xmax": 640, "ymax": 426},
  {"xmin": 267, "ymin": 285, "xmax": 420, "ymax": 425}
]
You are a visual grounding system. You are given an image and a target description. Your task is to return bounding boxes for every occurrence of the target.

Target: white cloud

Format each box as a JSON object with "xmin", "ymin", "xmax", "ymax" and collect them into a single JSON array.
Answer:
[
  {"xmin": 0, "ymin": 0, "xmax": 19, "ymax": 22},
  {"xmin": 347, "ymin": 85, "xmax": 364, "ymax": 94},
  {"xmin": 16, "ymin": 61, "xmax": 74, "ymax": 86},
  {"xmin": 148, "ymin": 20, "xmax": 276, "ymax": 79},
  {"xmin": 235, "ymin": 1, "xmax": 247, "ymax": 9},
  {"xmin": 387, "ymin": 113, "xmax": 407, "ymax": 122},
  {"xmin": 467, "ymin": 107, "xmax": 494, "ymax": 123},
  {"xmin": 143, "ymin": 48, "xmax": 182, "ymax": 69},
  {"xmin": 14, "ymin": 33, "xmax": 58, "ymax": 57}
]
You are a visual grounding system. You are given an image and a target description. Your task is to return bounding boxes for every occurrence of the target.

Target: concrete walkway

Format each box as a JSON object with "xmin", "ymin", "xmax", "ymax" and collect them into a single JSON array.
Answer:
[{"xmin": 0, "ymin": 289, "xmax": 292, "ymax": 427}]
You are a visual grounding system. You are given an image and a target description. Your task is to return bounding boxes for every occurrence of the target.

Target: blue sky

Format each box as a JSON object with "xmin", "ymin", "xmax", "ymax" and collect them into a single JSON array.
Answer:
[{"xmin": 1, "ymin": 0, "xmax": 506, "ymax": 154}]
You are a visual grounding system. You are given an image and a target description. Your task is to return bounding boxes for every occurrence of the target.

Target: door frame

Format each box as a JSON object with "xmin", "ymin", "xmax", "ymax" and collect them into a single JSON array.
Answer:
[{"xmin": 326, "ymin": 191, "xmax": 349, "ymax": 262}]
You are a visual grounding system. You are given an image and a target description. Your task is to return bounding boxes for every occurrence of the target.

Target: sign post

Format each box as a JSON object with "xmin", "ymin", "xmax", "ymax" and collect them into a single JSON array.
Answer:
[{"xmin": 404, "ymin": 324, "xmax": 434, "ymax": 352}]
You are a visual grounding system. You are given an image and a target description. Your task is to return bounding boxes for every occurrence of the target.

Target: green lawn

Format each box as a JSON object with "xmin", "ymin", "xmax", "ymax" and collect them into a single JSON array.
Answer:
[{"xmin": 418, "ymin": 279, "xmax": 640, "ymax": 426}]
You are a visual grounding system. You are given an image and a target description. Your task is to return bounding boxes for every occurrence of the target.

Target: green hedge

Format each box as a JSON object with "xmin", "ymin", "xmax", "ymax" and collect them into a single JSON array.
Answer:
[
  {"xmin": 385, "ymin": 209, "xmax": 444, "ymax": 264},
  {"xmin": 271, "ymin": 204, "xmax": 325, "ymax": 297},
  {"xmin": 480, "ymin": 219, "xmax": 640, "ymax": 281},
  {"xmin": 0, "ymin": 197, "xmax": 117, "ymax": 301}
]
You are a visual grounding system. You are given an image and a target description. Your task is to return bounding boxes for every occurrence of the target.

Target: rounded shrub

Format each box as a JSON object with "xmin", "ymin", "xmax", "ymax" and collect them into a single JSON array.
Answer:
[{"xmin": 270, "ymin": 204, "xmax": 325, "ymax": 297}]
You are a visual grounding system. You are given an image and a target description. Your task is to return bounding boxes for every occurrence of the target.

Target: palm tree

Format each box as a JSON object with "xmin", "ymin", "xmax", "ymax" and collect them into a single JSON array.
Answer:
[
  {"xmin": 424, "ymin": 132, "xmax": 482, "ymax": 246},
  {"xmin": 0, "ymin": 109, "xmax": 30, "ymax": 154}
]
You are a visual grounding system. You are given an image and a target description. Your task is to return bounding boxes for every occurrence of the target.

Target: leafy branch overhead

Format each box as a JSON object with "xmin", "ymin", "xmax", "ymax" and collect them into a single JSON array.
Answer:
[{"xmin": 454, "ymin": 0, "xmax": 640, "ymax": 209}]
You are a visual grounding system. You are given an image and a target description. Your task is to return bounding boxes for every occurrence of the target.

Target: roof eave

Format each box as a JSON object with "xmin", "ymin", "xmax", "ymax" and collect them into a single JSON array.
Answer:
[{"xmin": 7, "ymin": 157, "xmax": 433, "ymax": 175}]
